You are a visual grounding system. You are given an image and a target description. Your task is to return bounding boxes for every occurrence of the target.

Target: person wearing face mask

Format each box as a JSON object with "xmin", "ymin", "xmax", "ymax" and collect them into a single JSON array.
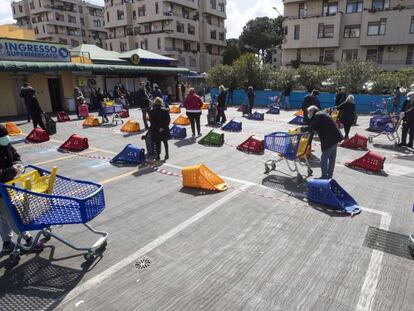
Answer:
[
  {"xmin": 301, "ymin": 106, "xmax": 344, "ymax": 179},
  {"xmin": 0, "ymin": 125, "xmax": 43, "ymax": 253},
  {"xmin": 302, "ymin": 90, "xmax": 321, "ymax": 125}
]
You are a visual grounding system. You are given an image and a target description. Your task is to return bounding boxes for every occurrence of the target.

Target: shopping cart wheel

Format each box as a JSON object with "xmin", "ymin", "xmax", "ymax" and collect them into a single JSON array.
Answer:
[
  {"xmin": 296, "ymin": 174, "xmax": 303, "ymax": 183},
  {"xmin": 368, "ymin": 137, "xmax": 373, "ymax": 143},
  {"xmin": 264, "ymin": 165, "xmax": 270, "ymax": 174},
  {"xmin": 9, "ymin": 251, "xmax": 20, "ymax": 264},
  {"xmin": 307, "ymin": 168, "xmax": 313, "ymax": 177},
  {"xmin": 42, "ymin": 228, "xmax": 52, "ymax": 240},
  {"xmin": 84, "ymin": 252, "xmax": 96, "ymax": 262},
  {"xmin": 272, "ymin": 163, "xmax": 276, "ymax": 171},
  {"xmin": 98, "ymin": 240, "xmax": 107, "ymax": 250}
]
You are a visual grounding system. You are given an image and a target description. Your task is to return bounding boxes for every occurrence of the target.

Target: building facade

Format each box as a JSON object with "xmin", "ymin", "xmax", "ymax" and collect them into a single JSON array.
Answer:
[
  {"xmin": 282, "ymin": 0, "xmax": 414, "ymax": 70},
  {"xmin": 11, "ymin": 0, "xmax": 107, "ymax": 47},
  {"xmin": 104, "ymin": 0, "xmax": 227, "ymax": 72}
]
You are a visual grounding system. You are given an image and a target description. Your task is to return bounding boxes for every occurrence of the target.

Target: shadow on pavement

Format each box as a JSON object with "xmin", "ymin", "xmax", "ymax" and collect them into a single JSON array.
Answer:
[{"xmin": 174, "ymin": 137, "xmax": 197, "ymax": 148}]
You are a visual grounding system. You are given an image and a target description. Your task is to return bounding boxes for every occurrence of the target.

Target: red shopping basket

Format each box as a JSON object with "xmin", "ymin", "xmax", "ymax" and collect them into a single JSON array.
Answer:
[
  {"xmin": 346, "ymin": 151, "xmax": 385, "ymax": 172},
  {"xmin": 57, "ymin": 111, "xmax": 70, "ymax": 122},
  {"xmin": 26, "ymin": 127, "xmax": 49, "ymax": 143},
  {"xmin": 59, "ymin": 134, "xmax": 89, "ymax": 152},
  {"xmin": 340, "ymin": 134, "xmax": 368, "ymax": 150},
  {"xmin": 237, "ymin": 136, "xmax": 264, "ymax": 154}
]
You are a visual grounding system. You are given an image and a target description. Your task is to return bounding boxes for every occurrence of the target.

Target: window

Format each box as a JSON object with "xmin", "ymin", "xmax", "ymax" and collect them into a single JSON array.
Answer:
[
  {"xmin": 190, "ymin": 56, "xmax": 196, "ymax": 67},
  {"xmin": 140, "ymin": 39, "xmax": 148, "ymax": 49},
  {"xmin": 322, "ymin": 1, "xmax": 338, "ymax": 16},
  {"xmin": 219, "ymin": 3, "xmax": 225, "ymax": 12},
  {"xmin": 294, "ymin": 25, "xmax": 300, "ymax": 40},
  {"xmin": 157, "ymin": 38, "xmax": 161, "ymax": 49},
  {"xmin": 346, "ymin": 0, "xmax": 363, "ymax": 13},
  {"xmin": 120, "ymin": 42, "xmax": 127, "ymax": 52},
  {"xmin": 42, "ymin": 25, "xmax": 45, "ymax": 33},
  {"xmin": 117, "ymin": 10, "xmax": 124, "ymax": 20},
  {"xmin": 19, "ymin": 5, "xmax": 23, "ymax": 12},
  {"xmin": 30, "ymin": 2, "xmax": 34, "ymax": 9},
  {"xmin": 177, "ymin": 22, "xmax": 184, "ymax": 33},
  {"xmin": 12, "ymin": 6, "xmax": 15, "ymax": 14},
  {"xmin": 344, "ymin": 25, "xmax": 360, "ymax": 38},
  {"xmin": 68, "ymin": 15, "xmax": 76, "ymax": 23},
  {"xmin": 283, "ymin": 26, "xmax": 288, "ymax": 36},
  {"xmin": 80, "ymin": 17, "xmax": 84, "ymax": 26},
  {"xmin": 210, "ymin": 0, "xmax": 217, "ymax": 10},
  {"xmin": 79, "ymin": 6, "xmax": 82, "ymax": 13},
  {"xmin": 406, "ymin": 45, "xmax": 414, "ymax": 65},
  {"xmin": 133, "ymin": 11, "xmax": 136, "ymax": 20},
  {"xmin": 210, "ymin": 30, "xmax": 217, "ymax": 39},
  {"xmin": 93, "ymin": 20, "xmax": 101, "ymax": 27},
  {"xmin": 138, "ymin": 6, "xmax": 146, "ymax": 16},
  {"xmin": 155, "ymin": 2, "xmax": 159, "ymax": 14},
  {"xmin": 188, "ymin": 24, "xmax": 195, "ymax": 35},
  {"xmin": 219, "ymin": 32, "xmax": 225, "ymax": 41},
  {"xmin": 342, "ymin": 49, "xmax": 358, "ymax": 61},
  {"xmin": 298, "ymin": 3, "xmax": 305, "ymax": 18},
  {"xmin": 371, "ymin": 0, "xmax": 390, "ymax": 10},
  {"xmin": 366, "ymin": 49, "xmax": 378, "ymax": 62},
  {"xmin": 320, "ymin": 49, "xmax": 335, "ymax": 62},
  {"xmin": 184, "ymin": 42, "xmax": 191, "ymax": 52},
  {"xmin": 296, "ymin": 49, "xmax": 301, "ymax": 60},
  {"xmin": 318, "ymin": 24, "xmax": 334, "ymax": 38},
  {"xmin": 107, "ymin": 12, "xmax": 109, "ymax": 22},
  {"xmin": 368, "ymin": 19, "xmax": 386, "ymax": 36},
  {"xmin": 410, "ymin": 16, "xmax": 414, "ymax": 34},
  {"xmin": 179, "ymin": 56, "xmax": 186, "ymax": 66}
]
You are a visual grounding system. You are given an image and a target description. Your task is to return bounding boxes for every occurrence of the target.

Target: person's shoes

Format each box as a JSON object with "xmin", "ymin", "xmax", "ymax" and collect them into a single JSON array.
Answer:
[
  {"xmin": 2, "ymin": 241, "xmax": 16, "ymax": 254},
  {"xmin": 191, "ymin": 134, "xmax": 196, "ymax": 137},
  {"xmin": 197, "ymin": 132, "xmax": 202, "ymax": 137},
  {"xmin": 397, "ymin": 142, "xmax": 406, "ymax": 147},
  {"xmin": 407, "ymin": 144, "xmax": 413, "ymax": 148},
  {"xmin": 155, "ymin": 156, "xmax": 160, "ymax": 161},
  {"xmin": 164, "ymin": 155, "xmax": 169, "ymax": 160},
  {"xmin": 24, "ymin": 237, "xmax": 44, "ymax": 251},
  {"xmin": 344, "ymin": 136, "xmax": 349, "ymax": 140}
]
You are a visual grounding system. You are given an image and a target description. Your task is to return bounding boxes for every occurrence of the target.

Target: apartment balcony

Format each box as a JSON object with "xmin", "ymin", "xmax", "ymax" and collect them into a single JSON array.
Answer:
[
  {"xmin": 11, "ymin": 1, "xmax": 30, "ymax": 18},
  {"xmin": 202, "ymin": 24, "xmax": 226, "ymax": 46},
  {"xmin": 360, "ymin": 8, "xmax": 414, "ymax": 46},
  {"xmin": 164, "ymin": 0, "xmax": 199, "ymax": 10},
  {"xmin": 282, "ymin": 12, "xmax": 342, "ymax": 49},
  {"xmin": 203, "ymin": 1, "xmax": 226, "ymax": 19},
  {"xmin": 105, "ymin": 4, "xmax": 132, "ymax": 28}
]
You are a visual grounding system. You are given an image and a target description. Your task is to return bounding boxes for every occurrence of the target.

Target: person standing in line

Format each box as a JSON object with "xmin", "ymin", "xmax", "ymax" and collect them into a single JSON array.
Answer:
[
  {"xmin": 392, "ymin": 86, "xmax": 401, "ymax": 113},
  {"xmin": 227, "ymin": 84, "xmax": 235, "ymax": 106},
  {"xmin": 0, "ymin": 124, "xmax": 43, "ymax": 253},
  {"xmin": 216, "ymin": 85, "xmax": 227, "ymax": 124},
  {"xmin": 137, "ymin": 82, "xmax": 151, "ymax": 130},
  {"xmin": 183, "ymin": 88, "xmax": 203, "ymax": 137},
  {"xmin": 145, "ymin": 81, "xmax": 153, "ymax": 99},
  {"xmin": 149, "ymin": 97, "xmax": 171, "ymax": 161},
  {"xmin": 301, "ymin": 106, "xmax": 343, "ymax": 179},
  {"xmin": 97, "ymin": 88, "xmax": 108, "ymax": 124},
  {"xmin": 335, "ymin": 87, "xmax": 347, "ymax": 108},
  {"xmin": 181, "ymin": 83, "xmax": 186, "ymax": 100},
  {"xmin": 302, "ymin": 89, "xmax": 321, "ymax": 125},
  {"xmin": 153, "ymin": 84, "xmax": 163, "ymax": 99},
  {"xmin": 398, "ymin": 92, "xmax": 414, "ymax": 148},
  {"xmin": 283, "ymin": 83, "xmax": 292, "ymax": 110},
  {"xmin": 27, "ymin": 89, "xmax": 45, "ymax": 130},
  {"xmin": 247, "ymin": 86, "xmax": 255, "ymax": 115},
  {"xmin": 337, "ymin": 94, "xmax": 356, "ymax": 140},
  {"xmin": 20, "ymin": 82, "xmax": 34, "ymax": 123},
  {"xmin": 73, "ymin": 87, "xmax": 84, "ymax": 118}
]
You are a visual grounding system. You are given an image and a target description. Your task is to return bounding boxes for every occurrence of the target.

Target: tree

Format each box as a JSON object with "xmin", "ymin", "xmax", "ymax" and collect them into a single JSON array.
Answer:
[
  {"xmin": 206, "ymin": 64, "xmax": 235, "ymax": 88},
  {"xmin": 334, "ymin": 61, "xmax": 379, "ymax": 93},
  {"xmin": 222, "ymin": 39, "xmax": 241, "ymax": 65},
  {"xmin": 269, "ymin": 68, "xmax": 298, "ymax": 91},
  {"xmin": 239, "ymin": 16, "xmax": 283, "ymax": 63},
  {"xmin": 297, "ymin": 65, "xmax": 332, "ymax": 92},
  {"xmin": 233, "ymin": 53, "xmax": 271, "ymax": 89}
]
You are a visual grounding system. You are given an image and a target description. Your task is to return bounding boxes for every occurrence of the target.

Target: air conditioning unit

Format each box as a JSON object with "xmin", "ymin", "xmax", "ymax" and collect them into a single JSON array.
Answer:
[{"xmin": 387, "ymin": 46, "xmax": 395, "ymax": 52}]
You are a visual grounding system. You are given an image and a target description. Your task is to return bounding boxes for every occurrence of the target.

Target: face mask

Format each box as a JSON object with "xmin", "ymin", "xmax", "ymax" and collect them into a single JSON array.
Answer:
[
  {"xmin": 307, "ymin": 113, "xmax": 313, "ymax": 119},
  {"xmin": 0, "ymin": 135, "xmax": 10, "ymax": 146}
]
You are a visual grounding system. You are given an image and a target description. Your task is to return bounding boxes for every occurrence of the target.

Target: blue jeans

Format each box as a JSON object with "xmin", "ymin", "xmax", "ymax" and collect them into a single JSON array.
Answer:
[{"xmin": 320, "ymin": 144, "xmax": 337, "ymax": 179}]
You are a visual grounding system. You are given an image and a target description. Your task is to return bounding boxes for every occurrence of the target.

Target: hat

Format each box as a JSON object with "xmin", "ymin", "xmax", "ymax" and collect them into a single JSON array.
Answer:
[{"xmin": 0, "ymin": 124, "xmax": 8, "ymax": 138}]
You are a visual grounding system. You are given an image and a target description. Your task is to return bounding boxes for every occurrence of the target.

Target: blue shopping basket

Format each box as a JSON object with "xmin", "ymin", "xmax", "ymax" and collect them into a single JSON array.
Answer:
[
  {"xmin": 264, "ymin": 132, "xmax": 304, "ymax": 161},
  {"xmin": 170, "ymin": 125, "xmax": 187, "ymax": 139},
  {"xmin": 0, "ymin": 165, "xmax": 106, "ymax": 232}
]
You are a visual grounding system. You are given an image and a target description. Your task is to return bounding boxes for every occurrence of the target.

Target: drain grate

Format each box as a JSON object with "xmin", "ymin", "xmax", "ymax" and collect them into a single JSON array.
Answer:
[
  {"xmin": 363, "ymin": 226, "xmax": 413, "ymax": 260},
  {"xmin": 135, "ymin": 259, "xmax": 151, "ymax": 270}
]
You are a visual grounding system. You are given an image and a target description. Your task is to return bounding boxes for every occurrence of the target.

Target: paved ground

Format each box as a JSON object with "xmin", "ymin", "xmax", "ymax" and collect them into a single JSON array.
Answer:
[{"xmin": 0, "ymin": 106, "xmax": 413, "ymax": 311}]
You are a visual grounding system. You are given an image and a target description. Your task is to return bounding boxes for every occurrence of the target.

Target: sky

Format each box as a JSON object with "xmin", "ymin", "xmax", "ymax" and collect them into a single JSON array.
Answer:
[{"xmin": 0, "ymin": 0, "xmax": 284, "ymax": 39}]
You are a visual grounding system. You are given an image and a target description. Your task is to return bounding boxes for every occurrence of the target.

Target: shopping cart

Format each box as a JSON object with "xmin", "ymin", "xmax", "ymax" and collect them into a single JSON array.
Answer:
[
  {"xmin": 368, "ymin": 116, "xmax": 402, "ymax": 145},
  {"xmin": 264, "ymin": 132, "xmax": 313, "ymax": 183},
  {"xmin": 101, "ymin": 101, "xmax": 124, "ymax": 125},
  {"xmin": 370, "ymin": 97, "xmax": 392, "ymax": 115},
  {"xmin": 0, "ymin": 165, "xmax": 108, "ymax": 263}
]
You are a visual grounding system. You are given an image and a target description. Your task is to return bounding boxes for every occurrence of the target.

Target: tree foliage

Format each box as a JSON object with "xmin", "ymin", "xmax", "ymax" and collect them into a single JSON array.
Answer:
[
  {"xmin": 233, "ymin": 53, "xmax": 271, "ymax": 89},
  {"xmin": 334, "ymin": 61, "xmax": 379, "ymax": 93},
  {"xmin": 239, "ymin": 16, "xmax": 283, "ymax": 63},
  {"xmin": 222, "ymin": 39, "xmax": 241, "ymax": 65},
  {"xmin": 297, "ymin": 65, "xmax": 333, "ymax": 92},
  {"xmin": 206, "ymin": 64, "xmax": 235, "ymax": 88}
]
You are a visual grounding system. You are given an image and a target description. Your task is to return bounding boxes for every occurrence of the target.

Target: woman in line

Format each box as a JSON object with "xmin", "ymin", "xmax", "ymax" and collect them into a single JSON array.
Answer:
[
  {"xmin": 337, "ymin": 94, "xmax": 356, "ymax": 140},
  {"xmin": 149, "ymin": 97, "xmax": 171, "ymax": 161},
  {"xmin": 247, "ymin": 86, "xmax": 255, "ymax": 115},
  {"xmin": 216, "ymin": 85, "xmax": 227, "ymax": 124},
  {"xmin": 183, "ymin": 88, "xmax": 203, "ymax": 137}
]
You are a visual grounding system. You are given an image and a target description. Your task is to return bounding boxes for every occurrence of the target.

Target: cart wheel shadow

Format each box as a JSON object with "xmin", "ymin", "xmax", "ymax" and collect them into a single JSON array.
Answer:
[
  {"xmin": 131, "ymin": 161, "xmax": 163, "ymax": 177},
  {"xmin": 0, "ymin": 247, "xmax": 99, "ymax": 311},
  {"xmin": 174, "ymin": 137, "xmax": 197, "ymax": 147},
  {"xmin": 261, "ymin": 175, "xmax": 308, "ymax": 200},
  {"xmin": 308, "ymin": 202, "xmax": 355, "ymax": 218},
  {"xmin": 204, "ymin": 123, "xmax": 222, "ymax": 129}
]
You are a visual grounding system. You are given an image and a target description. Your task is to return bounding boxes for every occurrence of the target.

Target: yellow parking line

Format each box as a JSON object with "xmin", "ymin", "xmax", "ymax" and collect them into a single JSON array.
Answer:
[{"xmin": 33, "ymin": 150, "xmax": 96, "ymax": 166}]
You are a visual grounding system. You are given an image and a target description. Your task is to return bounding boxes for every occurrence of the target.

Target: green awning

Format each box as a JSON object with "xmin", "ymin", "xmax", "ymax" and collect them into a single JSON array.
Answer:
[{"xmin": 0, "ymin": 61, "xmax": 189, "ymax": 75}]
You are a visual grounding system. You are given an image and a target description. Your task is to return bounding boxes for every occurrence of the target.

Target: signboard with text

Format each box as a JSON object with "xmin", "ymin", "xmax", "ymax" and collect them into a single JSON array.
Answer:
[{"xmin": 0, "ymin": 39, "xmax": 70, "ymax": 62}]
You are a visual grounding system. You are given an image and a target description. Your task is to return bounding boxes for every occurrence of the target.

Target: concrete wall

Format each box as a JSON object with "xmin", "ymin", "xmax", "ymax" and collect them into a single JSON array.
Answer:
[
  {"xmin": 0, "ymin": 73, "xmax": 18, "ymax": 116},
  {"xmin": 210, "ymin": 88, "xmax": 402, "ymax": 113},
  {"xmin": 28, "ymin": 74, "xmax": 52, "ymax": 112}
]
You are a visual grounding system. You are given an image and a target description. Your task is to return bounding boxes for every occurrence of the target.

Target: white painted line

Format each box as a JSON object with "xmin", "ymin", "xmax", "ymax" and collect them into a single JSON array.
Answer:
[
  {"xmin": 384, "ymin": 163, "xmax": 414, "ymax": 176},
  {"xmin": 356, "ymin": 208, "xmax": 391, "ymax": 311},
  {"xmin": 59, "ymin": 184, "xmax": 250, "ymax": 307}
]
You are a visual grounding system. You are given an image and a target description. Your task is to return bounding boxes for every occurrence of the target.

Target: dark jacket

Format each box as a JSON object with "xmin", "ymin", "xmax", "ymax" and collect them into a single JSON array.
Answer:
[
  {"xmin": 303, "ymin": 111, "xmax": 343, "ymax": 152},
  {"xmin": 153, "ymin": 88, "xmax": 163, "ymax": 99},
  {"xmin": 283, "ymin": 85, "xmax": 291, "ymax": 97},
  {"xmin": 247, "ymin": 90, "xmax": 255, "ymax": 105},
  {"xmin": 337, "ymin": 100, "xmax": 356, "ymax": 123},
  {"xmin": 302, "ymin": 94, "xmax": 321, "ymax": 124},
  {"xmin": 136, "ymin": 89, "xmax": 150, "ymax": 109},
  {"xmin": 401, "ymin": 99, "xmax": 414, "ymax": 127},
  {"xmin": 20, "ymin": 86, "xmax": 36, "ymax": 112},
  {"xmin": 0, "ymin": 145, "xmax": 21, "ymax": 183},
  {"xmin": 149, "ymin": 105, "xmax": 171, "ymax": 141},
  {"xmin": 335, "ymin": 92, "xmax": 347, "ymax": 107},
  {"xmin": 217, "ymin": 91, "xmax": 227, "ymax": 109}
]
